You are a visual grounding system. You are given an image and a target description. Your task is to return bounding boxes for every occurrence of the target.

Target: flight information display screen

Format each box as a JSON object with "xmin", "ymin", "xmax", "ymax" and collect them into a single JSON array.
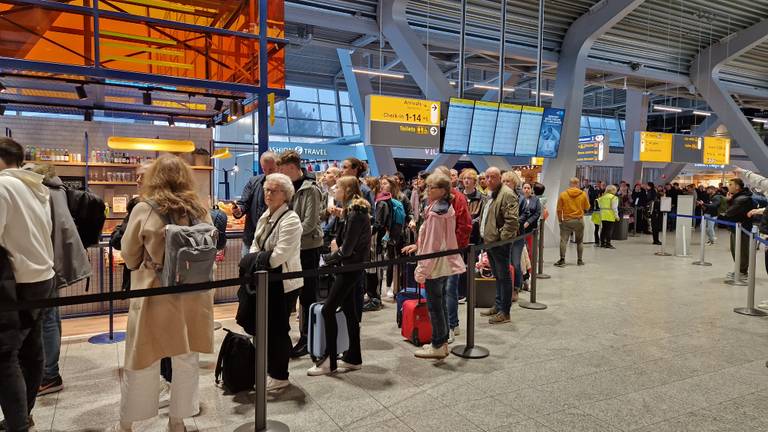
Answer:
[
  {"xmin": 467, "ymin": 101, "xmax": 499, "ymax": 155},
  {"xmin": 514, "ymin": 106, "xmax": 544, "ymax": 156},
  {"xmin": 442, "ymin": 98, "xmax": 475, "ymax": 154},
  {"xmin": 536, "ymin": 107, "xmax": 565, "ymax": 158},
  {"xmin": 491, "ymin": 103, "xmax": 523, "ymax": 155}
]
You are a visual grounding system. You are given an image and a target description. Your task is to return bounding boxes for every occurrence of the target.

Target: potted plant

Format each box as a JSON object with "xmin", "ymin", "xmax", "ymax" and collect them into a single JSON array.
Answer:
[{"xmin": 192, "ymin": 147, "xmax": 210, "ymax": 167}]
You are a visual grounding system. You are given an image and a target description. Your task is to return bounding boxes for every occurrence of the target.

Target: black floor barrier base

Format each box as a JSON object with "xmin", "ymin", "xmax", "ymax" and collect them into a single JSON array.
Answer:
[
  {"xmin": 234, "ymin": 420, "xmax": 290, "ymax": 432},
  {"xmin": 451, "ymin": 344, "xmax": 490, "ymax": 359},
  {"xmin": 518, "ymin": 301, "xmax": 547, "ymax": 310},
  {"xmin": 691, "ymin": 261, "xmax": 712, "ymax": 266},
  {"xmin": 654, "ymin": 252, "xmax": 672, "ymax": 257},
  {"xmin": 734, "ymin": 307, "xmax": 768, "ymax": 317}
]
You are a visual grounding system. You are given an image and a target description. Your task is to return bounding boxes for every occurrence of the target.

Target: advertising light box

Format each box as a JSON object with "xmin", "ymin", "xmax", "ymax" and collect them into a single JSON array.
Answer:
[
  {"xmin": 537, "ymin": 107, "xmax": 565, "ymax": 158},
  {"xmin": 467, "ymin": 101, "xmax": 499, "ymax": 155},
  {"xmin": 442, "ymin": 98, "xmax": 475, "ymax": 154}
]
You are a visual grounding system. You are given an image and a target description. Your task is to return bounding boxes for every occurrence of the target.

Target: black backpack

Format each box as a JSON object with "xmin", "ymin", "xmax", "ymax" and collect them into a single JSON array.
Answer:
[
  {"xmin": 65, "ymin": 187, "xmax": 106, "ymax": 248},
  {"xmin": 215, "ymin": 329, "xmax": 255, "ymax": 394}
]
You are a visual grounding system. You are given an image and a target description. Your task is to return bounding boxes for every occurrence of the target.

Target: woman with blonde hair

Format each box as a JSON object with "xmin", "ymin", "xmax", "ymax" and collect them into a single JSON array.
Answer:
[
  {"xmin": 310, "ymin": 176, "xmax": 370, "ymax": 376},
  {"xmin": 113, "ymin": 155, "xmax": 214, "ymax": 432},
  {"xmin": 402, "ymin": 173, "xmax": 465, "ymax": 359}
]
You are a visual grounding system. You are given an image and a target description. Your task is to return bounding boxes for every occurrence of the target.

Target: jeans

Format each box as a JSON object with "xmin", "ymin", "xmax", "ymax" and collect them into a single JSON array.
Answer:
[
  {"xmin": 445, "ymin": 274, "xmax": 459, "ymax": 330},
  {"xmin": 322, "ymin": 270, "xmax": 362, "ymax": 371},
  {"xmin": 424, "ymin": 277, "xmax": 449, "ymax": 347},
  {"xmin": 705, "ymin": 217, "xmax": 717, "ymax": 243},
  {"xmin": 487, "ymin": 244, "xmax": 512, "ymax": 315},
  {"xmin": 0, "ymin": 278, "xmax": 54, "ymax": 432},
  {"xmin": 510, "ymin": 238, "xmax": 525, "ymax": 290},
  {"xmin": 559, "ymin": 219, "xmax": 585, "ymax": 260},
  {"xmin": 41, "ymin": 291, "xmax": 61, "ymax": 381}
]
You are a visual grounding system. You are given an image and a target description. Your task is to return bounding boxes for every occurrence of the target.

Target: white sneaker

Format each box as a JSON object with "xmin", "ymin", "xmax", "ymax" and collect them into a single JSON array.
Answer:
[
  {"xmin": 415, "ymin": 343, "xmax": 449, "ymax": 359},
  {"xmin": 386, "ymin": 289, "xmax": 394, "ymax": 299},
  {"xmin": 453, "ymin": 327, "xmax": 461, "ymax": 336},
  {"xmin": 266, "ymin": 377, "xmax": 290, "ymax": 391},
  {"xmin": 447, "ymin": 329, "xmax": 455, "ymax": 344},
  {"xmin": 338, "ymin": 360, "xmax": 362, "ymax": 372},
  {"xmin": 159, "ymin": 379, "xmax": 171, "ymax": 408},
  {"xmin": 758, "ymin": 302, "xmax": 768, "ymax": 310},
  {"xmin": 307, "ymin": 357, "xmax": 334, "ymax": 376},
  {"xmin": 458, "ymin": 297, "xmax": 467, "ymax": 304}
]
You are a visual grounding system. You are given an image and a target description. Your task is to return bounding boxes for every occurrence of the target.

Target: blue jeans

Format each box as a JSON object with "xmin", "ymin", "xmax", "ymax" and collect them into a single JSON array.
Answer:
[
  {"xmin": 487, "ymin": 244, "xmax": 513, "ymax": 315},
  {"xmin": 424, "ymin": 277, "xmax": 449, "ymax": 347},
  {"xmin": 41, "ymin": 296, "xmax": 61, "ymax": 380},
  {"xmin": 445, "ymin": 274, "xmax": 460, "ymax": 330},
  {"xmin": 705, "ymin": 217, "xmax": 717, "ymax": 243},
  {"xmin": 510, "ymin": 238, "xmax": 525, "ymax": 291}
]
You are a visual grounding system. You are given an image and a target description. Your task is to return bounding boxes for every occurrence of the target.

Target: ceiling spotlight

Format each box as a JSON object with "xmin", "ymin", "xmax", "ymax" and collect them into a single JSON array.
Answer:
[
  {"xmin": 351, "ymin": 68, "xmax": 405, "ymax": 79},
  {"xmin": 653, "ymin": 105, "xmax": 683, "ymax": 113},
  {"xmin": 168, "ymin": 116, "xmax": 175, "ymax": 127},
  {"xmin": 229, "ymin": 100, "xmax": 242, "ymax": 120},
  {"xmin": 0, "ymin": 82, "xmax": 6, "ymax": 93},
  {"xmin": 84, "ymin": 109, "xmax": 93, "ymax": 122},
  {"xmin": 213, "ymin": 99, "xmax": 223, "ymax": 112},
  {"xmin": 473, "ymin": 84, "xmax": 515, "ymax": 92},
  {"xmin": 75, "ymin": 84, "xmax": 87, "ymax": 100},
  {"xmin": 692, "ymin": 110, "xmax": 712, "ymax": 117},
  {"xmin": 143, "ymin": 91, "xmax": 152, "ymax": 106}
]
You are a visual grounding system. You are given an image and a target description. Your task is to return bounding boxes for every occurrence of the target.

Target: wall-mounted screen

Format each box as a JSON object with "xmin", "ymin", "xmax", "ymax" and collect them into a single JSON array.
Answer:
[
  {"xmin": 536, "ymin": 107, "xmax": 565, "ymax": 158},
  {"xmin": 491, "ymin": 103, "xmax": 522, "ymax": 156},
  {"xmin": 467, "ymin": 101, "xmax": 499, "ymax": 155},
  {"xmin": 442, "ymin": 98, "xmax": 474, "ymax": 154},
  {"xmin": 515, "ymin": 106, "xmax": 544, "ymax": 156}
]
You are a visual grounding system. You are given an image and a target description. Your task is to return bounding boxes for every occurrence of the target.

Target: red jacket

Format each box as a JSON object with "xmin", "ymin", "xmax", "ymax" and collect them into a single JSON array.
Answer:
[{"xmin": 451, "ymin": 188, "xmax": 472, "ymax": 248}]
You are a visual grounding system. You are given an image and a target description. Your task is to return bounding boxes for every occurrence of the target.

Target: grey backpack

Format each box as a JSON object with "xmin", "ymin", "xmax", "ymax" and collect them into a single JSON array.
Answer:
[{"xmin": 147, "ymin": 201, "xmax": 218, "ymax": 287}]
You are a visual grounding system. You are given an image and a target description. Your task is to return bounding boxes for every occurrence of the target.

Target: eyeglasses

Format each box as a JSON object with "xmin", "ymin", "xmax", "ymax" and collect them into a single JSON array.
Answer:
[{"xmin": 264, "ymin": 187, "xmax": 283, "ymax": 195}]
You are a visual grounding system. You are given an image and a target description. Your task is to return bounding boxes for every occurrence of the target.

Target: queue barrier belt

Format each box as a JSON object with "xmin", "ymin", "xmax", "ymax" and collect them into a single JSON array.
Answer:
[
  {"xmin": 0, "ymin": 230, "xmax": 535, "ymax": 313},
  {"xmin": 665, "ymin": 213, "xmax": 765, "ymax": 242}
]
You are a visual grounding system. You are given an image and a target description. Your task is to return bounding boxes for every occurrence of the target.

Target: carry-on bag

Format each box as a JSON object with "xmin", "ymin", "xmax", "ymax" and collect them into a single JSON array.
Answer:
[
  {"xmin": 401, "ymin": 297, "xmax": 431, "ymax": 346},
  {"xmin": 308, "ymin": 302, "xmax": 350, "ymax": 360},
  {"xmin": 215, "ymin": 329, "xmax": 255, "ymax": 394}
]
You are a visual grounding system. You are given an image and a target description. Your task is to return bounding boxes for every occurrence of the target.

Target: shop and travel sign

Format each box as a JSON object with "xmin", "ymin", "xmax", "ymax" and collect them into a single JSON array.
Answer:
[{"xmin": 365, "ymin": 95, "xmax": 441, "ymax": 148}]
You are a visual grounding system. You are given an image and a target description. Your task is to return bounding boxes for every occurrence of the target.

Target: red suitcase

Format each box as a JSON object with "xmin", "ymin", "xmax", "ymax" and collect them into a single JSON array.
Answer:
[{"xmin": 401, "ymin": 298, "xmax": 432, "ymax": 346}]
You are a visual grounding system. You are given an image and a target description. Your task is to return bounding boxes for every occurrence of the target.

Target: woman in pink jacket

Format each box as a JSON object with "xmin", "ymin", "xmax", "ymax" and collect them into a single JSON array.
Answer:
[{"xmin": 403, "ymin": 173, "xmax": 465, "ymax": 359}]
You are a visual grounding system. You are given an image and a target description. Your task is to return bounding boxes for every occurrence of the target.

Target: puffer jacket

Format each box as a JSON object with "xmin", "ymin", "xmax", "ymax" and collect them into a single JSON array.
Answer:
[
  {"xmin": 291, "ymin": 175, "xmax": 324, "ymax": 250},
  {"xmin": 43, "ymin": 175, "xmax": 92, "ymax": 289},
  {"xmin": 414, "ymin": 200, "xmax": 466, "ymax": 283}
]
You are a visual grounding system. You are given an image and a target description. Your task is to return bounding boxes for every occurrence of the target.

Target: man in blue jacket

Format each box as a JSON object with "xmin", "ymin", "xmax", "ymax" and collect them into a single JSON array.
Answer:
[{"xmin": 233, "ymin": 151, "xmax": 278, "ymax": 256}]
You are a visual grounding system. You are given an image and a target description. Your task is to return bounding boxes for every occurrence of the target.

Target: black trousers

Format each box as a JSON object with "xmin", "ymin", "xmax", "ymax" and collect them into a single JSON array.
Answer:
[
  {"xmin": 601, "ymin": 221, "xmax": 615, "ymax": 246},
  {"xmin": 730, "ymin": 231, "xmax": 750, "ymax": 274},
  {"xmin": 0, "ymin": 278, "xmax": 54, "ymax": 432},
  {"xmin": 364, "ymin": 272, "xmax": 380, "ymax": 301},
  {"xmin": 286, "ymin": 247, "xmax": 321, "ymax": 339},
  {"xmin": 593, "ymin": 223, "xmax": 601, "ymax": 244},
  {"xmin": 267, "ymin": 281, "xmax": 291, "ymax": 381},
  {"xmin": 322, "ymin": 270, "xmax": 362, "ymax": 372},
  {"xmin": 652, "ymin": 217, "xmax": 662, "ymax": 243}
]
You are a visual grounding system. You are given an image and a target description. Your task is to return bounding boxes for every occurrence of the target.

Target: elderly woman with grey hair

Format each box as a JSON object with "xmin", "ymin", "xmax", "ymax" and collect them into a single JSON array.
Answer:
[
  {"xmin": 597, "ymin": 184, "xmax": 620, "ymax": 249},
  {"xmin": 244, "ymin": 172, "xmax": 303, "ymax": 392}
]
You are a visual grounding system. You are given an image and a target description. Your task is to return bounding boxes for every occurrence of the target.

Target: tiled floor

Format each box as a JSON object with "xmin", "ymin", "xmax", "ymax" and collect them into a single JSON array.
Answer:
[{"xmin": 26, "ymin": 232, "xmax": 768, "ymax": 431}]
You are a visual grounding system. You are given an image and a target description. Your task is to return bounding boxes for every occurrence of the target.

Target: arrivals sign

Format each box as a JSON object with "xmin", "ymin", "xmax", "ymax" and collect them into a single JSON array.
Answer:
[
  {"xmin": 576, "ymin": 134, "xmax": 607, "ymax": 162},
  {"xmin": 365, "ymin": 95, "xmax": 441, "ymax": 148},
  {"xmin": 633, "ymin": 131, "xmax": 730, "ymax": 165}
]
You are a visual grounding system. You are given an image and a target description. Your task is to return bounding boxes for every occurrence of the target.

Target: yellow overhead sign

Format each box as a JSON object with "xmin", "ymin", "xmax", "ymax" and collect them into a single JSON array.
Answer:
[
  {"xmin": 638, "ymin": 131, "xmax": 673, "ymax": 163},
  {"xmin": 369, "ymin": 95, "xmax": 440, "ymax": 126},
  {"xmin": 703, "ymin": 136, "xmax": 731, "ymax": 165}
]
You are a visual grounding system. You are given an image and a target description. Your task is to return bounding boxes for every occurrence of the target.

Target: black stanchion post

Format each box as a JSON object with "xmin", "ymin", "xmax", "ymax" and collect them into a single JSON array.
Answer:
[
  {"xmin": 520, "ymin": 229, "xmax": 547, "ymax": 310},
  {"xmin": 88, "ymin": 243, "xmax": 125, "ymax": 344},
  {"xmin": 734, "ymin": 227, "xmax": 767, "ymax": 316},
  {"xmin": 108, "ymin": 245, "xmax": 114, "ymax": 340},
  {"xmin": 451, "ymin": 245, "xmax": 489, "ymax": 359},
  {"xmin": 537, "ymin": 219, "xmax": 550, "ymax": 279},
  {"xmin": 237, "ymin": 270, "xmax": 289, "ymax": 432}
]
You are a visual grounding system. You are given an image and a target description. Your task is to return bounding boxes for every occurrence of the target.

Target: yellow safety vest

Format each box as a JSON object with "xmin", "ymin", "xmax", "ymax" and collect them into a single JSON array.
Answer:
[{"xmin": 597, "ymin": 193, "xmax": 619, "ymax": 222}]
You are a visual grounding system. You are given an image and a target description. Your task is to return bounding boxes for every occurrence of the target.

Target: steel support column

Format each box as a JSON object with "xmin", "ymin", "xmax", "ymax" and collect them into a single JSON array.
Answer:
[
  {"xmin": 540, "ymin": 0, "xmax": 644, "ymax": 244},
  {"xmin": 427, "ymin": 154, "xmax": 462, "ymax": 172},
  {"xmin": 337, "ymin": 48, "xmax": 396, "ymax": 176},
  {"xmin": 622, "ymin": 89, "xmax": 648, "ymax": 183},
  {"xmin": 690, "ymin": 18, "xmax": 768, "ymax": 174}
]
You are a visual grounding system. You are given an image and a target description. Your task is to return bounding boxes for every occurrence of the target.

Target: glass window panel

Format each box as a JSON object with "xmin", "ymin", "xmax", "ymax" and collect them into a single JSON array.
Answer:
[
  {"xmin": 352, "ymin": 123, "xmax": 359, "ymax": 135},
  {"xmin": 271, "ymin": 118, "xmax": 289, "ymax": 134},
  {"xmin": 342, "ymin": 122, "xmax": 354, "ymax": 136},
  {"xmin": 289, "ymin": 119, "xmax": 323, "ymax": 136},
  {"xmin": 287, "ymin": 85, "xmax": 318, "ymax": 102},
  {"xmin": 581, "ymin": 116, "xmax": 590, "ymax": 127},
  {"xmin": 318, "ymin": 89, "xmax": 336, "ymax": 104},
  {"xmin": 320, "ymin": 104, "xmax": 338, "ymax": 121},
  {"xmin": 287, "ymin": 101, "xmax": 320, "ymax": 120},
  {"xmin": 273, "ymin": 101, "xmax": 287, "ymax": 117},
  {"xmin": 339, "ymin": 91, "xmax": 350, "ymax": 106},
  {"xmin": 603, "ymin": 118, "xmax": 618, "ymax": 131},
  {"xmin": 588, "ymin": 116, "xmax": 604, "ymax": 129},
  {"xmin": 322, "ymin": 121, "xmax": 340, "ymax": 137},
  {"xmin": 341, "ymin": 107, "xmax": 353, "ymax": 122},
  {"xmin": 580, "ymin": 127, "xmax": 591, "ymax": 136}
]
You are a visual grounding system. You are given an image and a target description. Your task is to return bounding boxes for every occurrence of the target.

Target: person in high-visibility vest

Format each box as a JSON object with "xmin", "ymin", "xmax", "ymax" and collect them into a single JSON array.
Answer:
[{"xmin": 597, "ymin": 185, "xmax": 620, "ymax": 249}]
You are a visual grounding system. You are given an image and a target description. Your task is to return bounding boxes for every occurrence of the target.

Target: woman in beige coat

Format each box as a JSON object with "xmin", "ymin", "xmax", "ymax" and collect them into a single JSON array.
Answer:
[{"xmin": 111, "ymin": 155, "xmax": 214, "ymax": 432}]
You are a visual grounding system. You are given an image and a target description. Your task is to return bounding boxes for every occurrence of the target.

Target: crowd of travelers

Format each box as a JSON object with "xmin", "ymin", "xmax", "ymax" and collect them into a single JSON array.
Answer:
[{"xmin": 2, "ymin": 131, "xmax": 768, "ymax": 431}]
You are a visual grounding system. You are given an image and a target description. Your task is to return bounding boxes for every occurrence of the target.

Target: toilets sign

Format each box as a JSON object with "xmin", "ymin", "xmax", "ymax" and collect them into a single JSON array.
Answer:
[{"xmin": 365, "ymin": 95, "xmax": 441, "ymax": 148}]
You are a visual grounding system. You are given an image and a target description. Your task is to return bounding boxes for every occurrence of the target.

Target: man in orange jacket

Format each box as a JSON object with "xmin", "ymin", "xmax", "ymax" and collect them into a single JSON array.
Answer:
[{"xmin": 555, "ymin": 177, "xmax": 591, "ymax": 267}]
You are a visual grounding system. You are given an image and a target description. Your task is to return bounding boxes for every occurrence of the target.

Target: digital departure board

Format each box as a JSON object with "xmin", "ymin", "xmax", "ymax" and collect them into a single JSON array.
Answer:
[
  {"xmin": 467, "ymin": 101, "xmax": 499, "ymax": 155},
  {"xmin": 491, "ymin": 103, "xmax": 522, "ymax": 156},
  {"xmin": 515, "ymin": 106, "xmax": 544, "ymax": 156},
  {"xmin": 536, "ymin": 108, "xmax": 564, "ymax": 158},
  {"xmin": 442, "ymin": 98, "xmax": 474, "ymax": 154}
]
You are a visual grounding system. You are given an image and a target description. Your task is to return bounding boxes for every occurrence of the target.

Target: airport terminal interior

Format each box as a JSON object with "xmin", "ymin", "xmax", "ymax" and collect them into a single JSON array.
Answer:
[{"xmin": 2, "ymin": 0, "xmax": 768, "ymax": 431}]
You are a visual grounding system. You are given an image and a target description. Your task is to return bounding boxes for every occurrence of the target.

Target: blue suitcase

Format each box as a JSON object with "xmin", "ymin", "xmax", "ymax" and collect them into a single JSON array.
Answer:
[{"xmin": 308, "ymin": 303, "xmax": 350, "ymax": 360}]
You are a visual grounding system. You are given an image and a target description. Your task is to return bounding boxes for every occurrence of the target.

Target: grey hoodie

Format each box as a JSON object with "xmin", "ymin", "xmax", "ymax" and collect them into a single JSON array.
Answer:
[{"xmin": 0, "ymin": 168, "xmax": 55, "ymax": 283}]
